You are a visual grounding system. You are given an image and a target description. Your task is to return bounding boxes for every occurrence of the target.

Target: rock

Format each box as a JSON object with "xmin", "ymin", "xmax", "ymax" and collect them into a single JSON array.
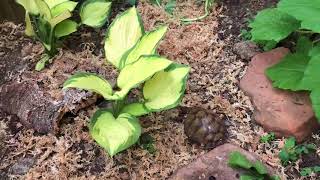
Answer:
[
  {"xmin": 233, "ymin": 41, "xmax": 261, "ymax": 60},
  {"xmin": 10, "ymin": 157, "xmax": 35, "ymax": 175},
  {"xmin": 171, "ymin": 143, "xmax": 276, "ymax": 180},
  {"xmin": 240, "ymin": 48, "xmax": 319, "ymax": 142}
]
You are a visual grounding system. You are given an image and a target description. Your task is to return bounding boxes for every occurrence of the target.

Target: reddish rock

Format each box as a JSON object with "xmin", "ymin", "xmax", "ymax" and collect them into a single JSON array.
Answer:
[
  {"xmin": 171, "ymin": 143, "xmax": 276, "ymax": 180},
  {"xmin": 240, "ymin": 47, "xmax": 320, "ymax": 142}
]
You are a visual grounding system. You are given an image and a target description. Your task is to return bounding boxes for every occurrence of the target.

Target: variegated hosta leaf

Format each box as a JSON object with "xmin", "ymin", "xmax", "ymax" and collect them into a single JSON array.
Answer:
[
  {"xmin": 25, "ymin": 13, "xmax": 35, "ymax": 36},
  {"xmin": 90, "ymin": 110, "xmax": 141, "ymax": 156},
  {"xmin": 115, "ymin": 55, "xmax": 172, "ymax": 98},
  {"xmin": 119, "ymin": 25, "xmax": 168, "ymax": 69},
  {"xmin": 34, "ymin": 0, "xmax": 52, "ymax": 20},
  {"xmin": 104, "ymin": 7, "xmax": 144, "ymax": 68},
  {"xmin": 143, "ymin": 64, "xmax": 190, "ymax": 111},
  {"xmin": 80, "ymin": 0, "xmax": 112, "ymax": 28},
  {"xmin": 49, "ymin": 10, "xmax": 72, "ymax": 28},
  {"xmin": 44, "ymin": 0, "xmax": 69, "ymax": 9},
  {"xmin": 120, "ymin": 103, "xmax": 149, "ymax": 116},
  {"xmin": 63, "ymin": 72, "xmax": 117, "ymax": 100},
  {"xmin": 16, "ymin": 0, "xmax": 39, "ymax": 15},
  {"xmin": 51, "ymin": 1, "xmax": 78, "ymax": 17},
  {"xmin": 55, "ymin": 19, "xmax": 78, "ymax": 38}
]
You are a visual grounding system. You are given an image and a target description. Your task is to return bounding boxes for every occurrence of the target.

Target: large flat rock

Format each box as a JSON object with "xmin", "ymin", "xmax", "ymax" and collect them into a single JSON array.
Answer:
[
  {"xmin": 240, "ymin": 47, "xmax": 319, "ymax": 142},
  {"xmin": 171, "ymin": 143, "xmax": 276, "ymax": 180}
]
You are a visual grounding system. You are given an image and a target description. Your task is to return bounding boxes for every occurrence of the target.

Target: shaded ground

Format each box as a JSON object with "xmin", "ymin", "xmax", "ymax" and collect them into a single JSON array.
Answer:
[{"xmin": 0, "ymin": 0, "xmax": 319, "ymax": 179}]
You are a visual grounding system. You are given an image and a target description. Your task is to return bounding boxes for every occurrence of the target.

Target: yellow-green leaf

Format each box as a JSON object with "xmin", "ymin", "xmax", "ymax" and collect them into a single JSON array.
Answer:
[
  {"xmin": 90, "ymin": 110, "xmax": 141, "ymax": 156},
  {"xmin": 120, "ymin": 26, "xmax": 168, "ymax": 69},
  {"xmin": 51, "ymin": 1, "xmax": 78, "ymax": 17},
  {"xmin": 16, "ymin": 0, "xmax": 39, "ymax": 15},
  {"xmin": 55, "ymin": 19, "xmax": 78, "ymax": 38},
  {"xmin": 115, "ymin": 55, "xmax": 172, "ymax": 98},
  {"xmin": 63, "ymin": 72, "xmax": 116, "ymax": 100},
  {"xmin": 104, "ymin": 7, "xmax": 144, "ymax": 68},
  {"xmin": 143, "ymin": 64, "xmax": 189, "ymax": 111},
  {"xmin": 25, "ymin": 13, "xmax": 35, "ymax": 36},
  {"xmin": 120, "ymin": 103, "xmax": 149, "ymax": 116},
  {"xmin": 80, "ymin": 0, "xmax": 112, "ymax": 28}
]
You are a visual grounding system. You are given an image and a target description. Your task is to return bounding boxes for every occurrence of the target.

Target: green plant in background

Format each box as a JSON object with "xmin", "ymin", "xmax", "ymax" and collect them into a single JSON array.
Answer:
[
  {"xmin": 249, "ymin": 0, "xmax": 320, "ymax": 122},
  {"xmin": 300, "ymin": 166, "xmax": 320, "ymax": 177},
  {"xmin": 228, "ymin": 151, "xmax": 280, "ymax": 180},
  {"xmin": 150, "ymin": 0, "xmax": 176, "ymax": 15},
  {"xmin": 278, "ymin": 137, "xmax": 316, "ymax": 166},
  {"xmin": 63, "ymin": 7, "xmax": 190, "ymax": 156},
  {"xmin": 260, "ymin": 132, "xmax": 275, "ymax": 144},
  {"xmin": 16, "ymin": 0, "xmax": 112, "ymax": 71}
]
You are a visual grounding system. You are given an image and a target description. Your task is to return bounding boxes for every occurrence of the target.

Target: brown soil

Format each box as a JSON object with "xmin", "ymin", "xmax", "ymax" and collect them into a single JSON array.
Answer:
[{"xmin": 0, "ymin": 0, "xmax": 319, "ymax": 180}]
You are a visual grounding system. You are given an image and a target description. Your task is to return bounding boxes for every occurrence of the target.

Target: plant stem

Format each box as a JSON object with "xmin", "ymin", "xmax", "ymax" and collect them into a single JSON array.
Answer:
[
  {"xmin": 112, "ymin": 98, "xmax": 126, "ymax": 117},
  {"xmin": 181, "ymin": 0, "xmax": 212, "ymax": 22}
]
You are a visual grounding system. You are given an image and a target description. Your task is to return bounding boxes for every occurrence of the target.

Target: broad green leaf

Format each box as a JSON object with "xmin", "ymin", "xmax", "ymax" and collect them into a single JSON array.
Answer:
[
  {"xmin": 25, "ymin": 13, "xmax": 35, "ymax": 36},
  {"xmin": 252, "ymin": 161, "xmax": 268, "ymax": 175},
  {"xmin": 35, "ymin": 54, "xmax": 50, "ymax": 71},
  {"xmin": 300, "ymin": 54, "xmax": 320, "ymax": 90},
  {"xmin": 104, "ymin": 7, "xmax": 144, "ymax": 68},
  {"xmin": 249, "ymin": 8, "xmax": 300, "ymax": 42},
  {"xmin": 278, "ymin": 0, "xmax": 320, "ymax": 33},
  {"xmin": 49, "ymin": 10, "xmax": 72, "ymax": 28},
  {"xmin": 63, "ymin": 72, "xmax": 116, "ymax": 100},
  {"xmin": 120, "ymin": 26, "xmax": 168, "ymax": 69},
  {"xmin": 266, "ymin": 53, "xmax": 310, "ymax": 91},
  {"xmin": 55, "ymin": 19, "xmax": 78, "ymax": 38},
  {"xmin": 44, "ymin": 0, "xmax": 68, "ymax": 9},
  {"xmin": 296, "ymin": 36, "xmax": 312, "ymax": 55},
  {"xmin": 228, "ymin": 151, "xmax": 253, "ymax": 169},
  {"xmin": 310, "ymin": 89, "xmax": 320, "ymax": 122},
  {"xmin": 115, "ymin": 55, "xmax": 172, "ymax": 98},
  {"xmin": 34, "ymin": 0, "xmax": 52, "ymax": 20},
  {"xmin": 240, "ymin": 175, "xmax": 260, "ymax": 180},
  {"xmin": 90, "ymin": 110, "xmax": 141, "ymax": 156},
  {"xmin": 309, "ymin": 44, "xmax": 320, "ymax": 57},
  {"xmin": 51, "ymin": 1, "xmax": 78, "ymax": 17},
  {"xmin": 143, "ymin": 64, "xmax": 189, "ymax": 111},
  {"xmin": 120, "ymin": 103, "xmax": 149, "ymax": 116},
  {"xmin": 80, "ymin": 0, "xmax": 112, "ymax": 28},
  {"xmin": 16, "ymin": 0, "xmax": 39, "ymax": 15}
]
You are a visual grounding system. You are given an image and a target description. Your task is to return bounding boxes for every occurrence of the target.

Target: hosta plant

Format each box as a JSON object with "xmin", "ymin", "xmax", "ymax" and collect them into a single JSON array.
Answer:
[
  {"xmin": 249, "ymin": 0, "xmax": 320, "ymax": 122},
  {"xmin": 63, "ymin": 7, "xmax": 190, "ymax": 156},
  {"xmin": 16, "ymin": 0, "xmax": 112, "ymax": 70}
]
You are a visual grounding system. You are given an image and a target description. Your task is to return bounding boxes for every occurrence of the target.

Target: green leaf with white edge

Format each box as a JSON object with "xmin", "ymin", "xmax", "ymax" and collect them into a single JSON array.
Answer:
[
  {"xmin": 63, "ymin": 72, "xmax": 117, "ymax": 100},
  {"xmin": 120, "ymin": 103, "xmax": 149, "ymax": 116},
  {"xmin": 34, "ymin": 0, "xmax": 52, "ymax": 20},
  {"xmin": 299, "ymin": 54, "xmax": 320, "ymax": 90},
  {"xmin": 115, "ymin": 55, "xmax": 172, "ymax": 98},
  {"xmin": 49, "ymin": 10, "xmax": 72, "ymax": 28},
  {"xmin": 25, "ymin": 13, "xmax": 35, "ymax": 36},
  {"xmin": 104, "ymin": 7, "xmax": 144, "ymax": 68},
  {"xmin": 310, "ymin": 89, "xmax": 320, "ymax": 122},
  {"xmin": 80, "ymin": 0, "xmax": 112, "ymax": 28},
  {"xmin": 252, "ymin": 161, "xmax": 268, "ymax": 175},
  {"xmin": 55, "ymin": 19, "xmax": 78, "ymax": 38},
  {"xmin": 16, "ymin": 0, "xmax": 39, "ymax": 15},
  {"xmin": 278, "ymin": 0, "xmax": 320, "ymax": 33},
  {"xmin": 265, "ymin": 53, "xmax": 310, "ymax": 91},
  {"xmin": 228, "ymin": 151, "xmax": 253, "ymax": 169},
  {"xmin": 44, "ymin": 0, "xmax": 68, "ymax": 9},
  {"xmin": 51, "ymin": 1, "xmax": 78, "ymax": 17},
  {"xmin": 143, "ymin": 64, "xmax": 189, "ymax": 111},
  {"xmin": 90, "ymin": 110, "xmax": 141, "ymax": 156},
  {"xmin": 120, "ymin": 26, "xmax": 168, "ymax": 69},
  {"xmin": 249, "ymin": 8, "xmax": 300, "ymax": 42}
]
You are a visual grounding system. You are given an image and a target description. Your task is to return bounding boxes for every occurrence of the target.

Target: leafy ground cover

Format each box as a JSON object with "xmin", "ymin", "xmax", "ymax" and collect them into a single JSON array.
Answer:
[{"xmin": 0, "ymin": 0, "xmax": 319, "ymax": 179}]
